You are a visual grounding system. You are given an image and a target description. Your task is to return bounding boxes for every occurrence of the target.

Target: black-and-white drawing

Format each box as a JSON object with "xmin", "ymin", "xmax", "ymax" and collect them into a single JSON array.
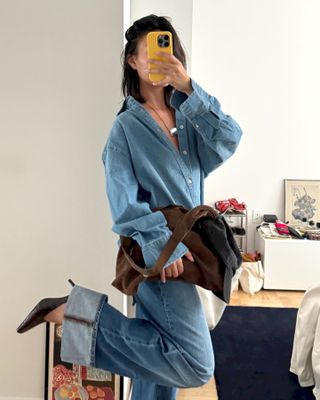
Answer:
[
  {"xmin": 291, "ymin": 187, "xmax": 317, "ymax": 221},
  {"xmin": 284, "ymin": 179, "xmax": 320, "ymax": 225}
]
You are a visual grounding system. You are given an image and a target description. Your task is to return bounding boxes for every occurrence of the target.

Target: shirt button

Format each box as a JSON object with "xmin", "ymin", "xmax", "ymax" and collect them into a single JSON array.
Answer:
[
  {"xmin": 195, "ymin": 124, "xmax": 199, "ymax": 129},
  {"xmin": 179, "ymin": 124, "xmax": 184, "ymax": 129},
  {"xmin": 182, "ymin": 150, "xmax": 187, "ymax": 155},
  {"xmin": 188, "ymin": 177, "xmax": 192, "ymax": 184}
]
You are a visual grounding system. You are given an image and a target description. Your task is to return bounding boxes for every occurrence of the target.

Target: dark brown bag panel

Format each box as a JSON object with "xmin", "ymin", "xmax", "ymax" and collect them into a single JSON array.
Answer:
[{"xmin": 111, "ymin": 204, "xmax": 242, "ymax": 303}]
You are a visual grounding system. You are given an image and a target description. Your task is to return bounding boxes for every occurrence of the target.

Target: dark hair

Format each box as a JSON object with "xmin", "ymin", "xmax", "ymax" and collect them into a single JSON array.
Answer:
[{"xmin": 121, "ymin": 14, "xmax": 187, "ymax": 106}]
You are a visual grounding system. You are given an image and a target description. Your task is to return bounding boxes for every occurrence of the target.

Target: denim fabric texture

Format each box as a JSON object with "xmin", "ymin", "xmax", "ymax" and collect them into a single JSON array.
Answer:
[
  {"xmin": 61, "ymin": 285, "xmax": 107, "ymax": 366},
  {"xmin": 102, "ymin": 79, "xmax": 242, "ymax": 270},
  {"xmin": 59, "ymin": 80, "xmax": 242, "ymax": 399},
  {"xmin": 61, "ymin": 281, "xmax": 215, "ymax": 399}
]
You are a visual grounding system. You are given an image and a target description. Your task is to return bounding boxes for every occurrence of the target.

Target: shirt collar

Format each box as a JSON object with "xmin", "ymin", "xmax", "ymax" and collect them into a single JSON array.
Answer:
[
  {"xmin": 116, "ymin": 96, "xmax": 140, "ymax": 115},
  {"xmin": 116, "ymin": 90, "xmax": 181, "ymax": 116}
]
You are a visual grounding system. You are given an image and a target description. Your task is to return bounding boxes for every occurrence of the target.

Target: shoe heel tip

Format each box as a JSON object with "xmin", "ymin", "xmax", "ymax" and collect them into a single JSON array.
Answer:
[{"xmin": 68, "ymin": 279, "xmax": 75, "ymax": 287}]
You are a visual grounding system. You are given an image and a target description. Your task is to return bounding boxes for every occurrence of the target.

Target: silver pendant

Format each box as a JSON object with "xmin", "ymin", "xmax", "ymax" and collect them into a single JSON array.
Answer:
[{"xmin": 169, "ymin": 127, "xmax": 177, "ymax": 136}]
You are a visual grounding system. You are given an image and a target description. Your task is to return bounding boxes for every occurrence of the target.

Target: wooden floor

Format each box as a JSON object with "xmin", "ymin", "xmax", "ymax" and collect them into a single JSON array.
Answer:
[{"xmin": 177, "ymin": 288, "xmax": 305, "ymax": 400}]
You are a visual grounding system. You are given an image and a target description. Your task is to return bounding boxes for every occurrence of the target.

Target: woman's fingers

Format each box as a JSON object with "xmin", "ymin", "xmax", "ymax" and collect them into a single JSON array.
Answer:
[
  {"xmin": 151, "ymin": 78, "xmax": 170, "ymax": 87},
  {"xmin": 160, "ymin": 267, "xmax": 166, "ymax": 283},
  {"xmin": 147, "ymin": 52, "xmax": 191, "ymax": 93},
  {"xmin": 160, "ymin": 252, "xmax": 194, "ymax": 283},
  {"xmin": 166, "ymin": 265, "xmax": 173, "ymax": 278},
  {"xmin": 150, "ymin": 52, "xmax": 180, "ymax": 64},
  {"xmin": 176, "ymin": 258, "xmax": 184, "ymax": 275},
  {"xmin": 170, "ymin": 261, "xmax": 180, "ymax": 278},
  {"xmin": 145, "ymin": 68, "xmax": 171, "ymax": 86},
  {"xmin": 146, "ymin": 58, "xmax": 173, "ymax": 66},
  {"xmin": 166, "ymin": 259, "xmax": 184, "ymax": 278},
  {"xmin": 161, "ymin": 258, "xmax": 185, "ymax": 283},
  {"xmin": 184, "ymin": 251, "xmax": 195, "ymax": 262},
  {"xmin": 146, "ymin": 57, "xmax": 178, "ymax": 87},
  {"xmin": 146, "ymin": 64, "xmax": 176, "ymax": 74}
]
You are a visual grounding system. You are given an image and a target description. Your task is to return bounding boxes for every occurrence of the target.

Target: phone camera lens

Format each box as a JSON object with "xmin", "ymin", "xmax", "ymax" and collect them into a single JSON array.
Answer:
[
  {"xmin": 158, "ymin": 34, "xmax": 170, "ymax": 48},
  {"xmin": 157, "ymin": 36, "xmax": 164, "ymax": 46}
]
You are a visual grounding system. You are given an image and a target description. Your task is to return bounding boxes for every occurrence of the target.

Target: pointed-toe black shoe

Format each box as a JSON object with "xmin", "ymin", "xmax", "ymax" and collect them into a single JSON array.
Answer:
[{"xmin": 16, "ymin": 278, "xmax": 75, "ymax": 334}]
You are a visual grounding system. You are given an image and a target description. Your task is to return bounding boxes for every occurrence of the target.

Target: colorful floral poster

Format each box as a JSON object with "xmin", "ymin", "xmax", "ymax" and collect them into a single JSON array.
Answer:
[{"xmin": 45, "ymin": 323, "xmax": 122, "ymax": 400}]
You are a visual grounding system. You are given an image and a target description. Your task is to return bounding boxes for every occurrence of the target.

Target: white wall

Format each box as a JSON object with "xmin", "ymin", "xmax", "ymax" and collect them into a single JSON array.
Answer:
[
  {"xmin": 192, "ymin": 0, "xmax": 320, "ymax": 250},
  {"xmin": 0, "ymin": 1, "xmax": 124, "ymax": 398},
  {"xmin": 2, "ymin": 0, "xmax": 319, "ymax": 397},
  {"xmin": 130, "ymin": 0, "xmax": 193, "ymax": 72},
  {"xmin": 130, "ymin": 0, "xmax": 320, "ymax": 251}
]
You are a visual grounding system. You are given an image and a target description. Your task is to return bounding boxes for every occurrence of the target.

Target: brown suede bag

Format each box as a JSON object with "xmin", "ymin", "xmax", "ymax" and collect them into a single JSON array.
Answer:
[{"xmin": 111, "ymin": 204, "xmax": 242, "ymax": 303}]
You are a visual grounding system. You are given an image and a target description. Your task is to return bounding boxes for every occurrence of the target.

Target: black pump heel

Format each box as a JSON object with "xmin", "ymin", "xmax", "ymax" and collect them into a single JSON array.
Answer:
[
  {"xmin": 68, "ymin": 278, "xmax": 75, "ymax": 287},
  {"xmin": 16, "ymin": 278, "xmax": 75, "ymax": 334}
]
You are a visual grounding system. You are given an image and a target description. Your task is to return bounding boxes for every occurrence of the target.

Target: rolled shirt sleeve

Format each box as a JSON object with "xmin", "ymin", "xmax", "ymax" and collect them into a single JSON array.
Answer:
[{"xmin": 170, "ymin": 79, "xmax": 243, "ymax": 178}]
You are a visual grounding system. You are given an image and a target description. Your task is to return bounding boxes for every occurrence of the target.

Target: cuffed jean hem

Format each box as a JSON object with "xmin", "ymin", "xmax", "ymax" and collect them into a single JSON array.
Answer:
[{"xmin": 60, "ymin": 285, "xmax": 107, "ymax": 366}]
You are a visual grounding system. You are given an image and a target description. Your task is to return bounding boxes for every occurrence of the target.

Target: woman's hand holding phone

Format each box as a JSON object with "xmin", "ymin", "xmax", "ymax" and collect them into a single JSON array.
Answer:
[
  {"xmin": 146, "ymin": 52, "xmax": 193, "ymax": 95},
  {"xmin": 160, "ymin": 251, "xmax": 195, "ymax": 283}
]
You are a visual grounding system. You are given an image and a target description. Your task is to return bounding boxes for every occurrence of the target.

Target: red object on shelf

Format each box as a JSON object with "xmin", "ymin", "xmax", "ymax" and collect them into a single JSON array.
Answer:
[
  {"xmin": 215, "ymin": 198, "xmax": 247, "ymax": 213},
  {"xmin": 215, "ymin": 200, "xmax": 230, "ymax": 213},
  {"xmin": 275, "ymin": 220, "xmax": 290, "ymax": 235},
  {"xmin": 228, "ymin": 198, "xmax": 246, "ymax": 211}
]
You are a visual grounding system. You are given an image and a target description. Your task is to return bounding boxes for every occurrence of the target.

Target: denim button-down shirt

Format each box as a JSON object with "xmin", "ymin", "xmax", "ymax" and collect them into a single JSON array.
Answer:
[{"xmin": 102, "ymin": 79, "xmax": 243, "ymax": 269}]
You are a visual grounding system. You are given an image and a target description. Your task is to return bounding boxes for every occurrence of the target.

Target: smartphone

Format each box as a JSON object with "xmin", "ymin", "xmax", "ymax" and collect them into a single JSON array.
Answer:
[{"xmin": 147, "ymin": 31, "xmax": 173, "ymax": 82}]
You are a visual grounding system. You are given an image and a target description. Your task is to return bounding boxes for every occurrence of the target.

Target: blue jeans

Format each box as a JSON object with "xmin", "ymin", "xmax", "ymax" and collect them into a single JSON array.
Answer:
[{"xmin": 60, "ymin": 280, "xmax": 215, "ymax": 400}]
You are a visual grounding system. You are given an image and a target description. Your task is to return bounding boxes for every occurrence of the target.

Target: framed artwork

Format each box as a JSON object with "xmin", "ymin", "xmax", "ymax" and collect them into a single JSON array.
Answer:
[
  {"xmin": 284, "ymin": 179, "xmax": 320, "ymax": 225},
  {"xmin": 45, "ymin": 322, "xmax": 123, "ymax": 400}
]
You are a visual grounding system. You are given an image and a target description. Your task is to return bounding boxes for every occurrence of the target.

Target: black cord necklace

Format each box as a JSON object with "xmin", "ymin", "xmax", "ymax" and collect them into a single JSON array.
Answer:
[{"xmin": 145, "ymin": 103, "xmax": 177, "ymax": 136}]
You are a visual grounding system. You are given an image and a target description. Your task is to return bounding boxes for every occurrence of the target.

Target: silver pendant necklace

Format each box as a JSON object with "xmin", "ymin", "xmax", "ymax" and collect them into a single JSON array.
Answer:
[{"xmin": 145, "ymin": 102, "xmax": 177, "ymax": 136}]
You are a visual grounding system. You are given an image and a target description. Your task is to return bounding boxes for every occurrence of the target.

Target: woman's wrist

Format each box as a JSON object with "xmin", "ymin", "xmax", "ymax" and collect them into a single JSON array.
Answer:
[{"xmin": 181, "ymin": 77, "xmax": 193, "ymax": 96}]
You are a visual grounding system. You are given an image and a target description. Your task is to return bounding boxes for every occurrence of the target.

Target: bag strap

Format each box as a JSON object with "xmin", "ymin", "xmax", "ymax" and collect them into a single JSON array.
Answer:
[{"xmin": 119, "ymin": 204, "xmax": 217, "ymax": 277}]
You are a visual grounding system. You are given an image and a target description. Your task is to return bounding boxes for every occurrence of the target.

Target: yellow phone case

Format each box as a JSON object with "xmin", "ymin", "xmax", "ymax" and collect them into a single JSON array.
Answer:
[{"xmin": 147, "ymin": 31, "xmax": 173, "ymax": 82}]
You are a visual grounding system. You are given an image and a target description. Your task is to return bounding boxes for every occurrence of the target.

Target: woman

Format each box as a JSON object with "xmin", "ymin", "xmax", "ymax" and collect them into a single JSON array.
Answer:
[{"xmin": 17, "ymin": 14, "xmax": 243, "ymax": 400}]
